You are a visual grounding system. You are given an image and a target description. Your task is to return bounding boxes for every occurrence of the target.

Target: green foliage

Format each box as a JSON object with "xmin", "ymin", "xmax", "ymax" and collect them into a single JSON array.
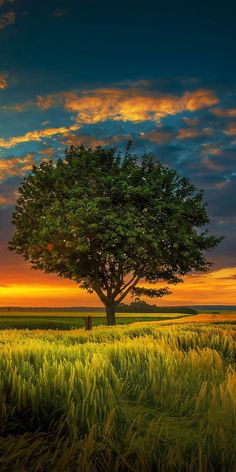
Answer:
[
  {"xmin": 9, "ymin": 146, "xmax": 222, "ymax": 324},
  {"xmin": 0, "ymin": 324, "xmax": 235, "ymax": 471},
  {"xmin": 118, "ymin": 301, "xmax": 198, "ymax": 314}
]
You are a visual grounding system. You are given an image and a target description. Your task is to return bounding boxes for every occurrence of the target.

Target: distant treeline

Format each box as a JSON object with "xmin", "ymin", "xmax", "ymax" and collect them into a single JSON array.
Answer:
[
  {"xmin": 1, "ymin": 303, "xmax": 198, "ymax": 314},
  {"xmin": 118, "ymin": 301, "xmax": 198, "ymax": 314}
]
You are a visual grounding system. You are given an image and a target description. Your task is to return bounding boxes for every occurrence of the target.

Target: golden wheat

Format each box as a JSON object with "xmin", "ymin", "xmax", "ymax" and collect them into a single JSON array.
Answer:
[{"xmin": 0, "ymin": 323, "xmax": 235, "ymax": 471}]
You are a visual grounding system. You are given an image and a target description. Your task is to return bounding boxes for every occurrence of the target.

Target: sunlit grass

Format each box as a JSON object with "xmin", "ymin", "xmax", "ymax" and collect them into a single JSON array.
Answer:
[{"xmin": 0, "ymin": 323, "xmax": 235, "ymax": 471}]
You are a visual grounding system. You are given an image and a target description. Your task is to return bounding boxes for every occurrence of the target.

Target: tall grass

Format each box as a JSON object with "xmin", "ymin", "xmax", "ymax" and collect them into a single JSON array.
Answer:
[{"xmin": 0, "ymin": 323, "xmax": 235, "ymax": 471}]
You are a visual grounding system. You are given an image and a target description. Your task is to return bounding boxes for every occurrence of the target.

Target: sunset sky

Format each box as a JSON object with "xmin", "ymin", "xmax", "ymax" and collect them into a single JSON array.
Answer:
[{"xmin": 0, "ymin": 0, "xmax": 236, "ymax": 307}]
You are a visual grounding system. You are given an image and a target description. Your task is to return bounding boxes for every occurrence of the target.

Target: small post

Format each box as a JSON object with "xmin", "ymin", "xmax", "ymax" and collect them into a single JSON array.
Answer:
[{"xmin": 85, "ymin": 315, "xmax": 92, "ymax": 331}]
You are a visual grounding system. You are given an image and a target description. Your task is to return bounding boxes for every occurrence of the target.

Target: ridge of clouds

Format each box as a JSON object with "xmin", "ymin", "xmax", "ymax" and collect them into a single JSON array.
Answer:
[
  {"xmin": 0, "ymin": 125, "xmax": 79, "ymax": 149},
  {"xmin": 36, "ymin": 86, "xmax": 219, "ymax": 124},
  {"xmin": 64, "ymin": 87, "xmax": 219, "ymax": 125}
]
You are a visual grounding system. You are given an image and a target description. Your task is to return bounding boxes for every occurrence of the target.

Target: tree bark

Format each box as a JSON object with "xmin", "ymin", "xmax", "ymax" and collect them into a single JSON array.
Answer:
[{"xmin": 105, "ymin": 303, "xmax": 116, "ymax": 326}]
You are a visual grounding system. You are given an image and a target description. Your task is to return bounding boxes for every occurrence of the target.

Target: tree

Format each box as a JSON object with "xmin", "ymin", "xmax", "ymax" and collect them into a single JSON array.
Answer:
[{"xmin": 9, "ymin": 146, "xmax": 221, "ymax": 325}]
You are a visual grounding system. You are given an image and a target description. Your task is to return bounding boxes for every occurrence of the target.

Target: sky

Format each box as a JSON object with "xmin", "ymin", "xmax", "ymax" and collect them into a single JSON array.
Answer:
[{"xmin": 0, "ymin": 0, "xmax": 236, "ymax": 307}]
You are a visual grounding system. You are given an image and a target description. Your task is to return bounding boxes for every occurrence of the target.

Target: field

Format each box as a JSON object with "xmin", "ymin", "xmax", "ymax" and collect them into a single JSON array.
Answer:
[
  {"xmin": 0, "ymin": 322, "xmax": 235, "ymax": 471},
  {"xmin": 0, "ymin": 311, "xmax": 195, "ymax": 330}
]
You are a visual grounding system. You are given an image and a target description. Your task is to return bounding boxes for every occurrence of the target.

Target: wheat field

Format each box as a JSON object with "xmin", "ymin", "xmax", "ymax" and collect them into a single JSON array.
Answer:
[{"xmin": 0, "ymin": 323, "xmax": 235, "ymax": 471}]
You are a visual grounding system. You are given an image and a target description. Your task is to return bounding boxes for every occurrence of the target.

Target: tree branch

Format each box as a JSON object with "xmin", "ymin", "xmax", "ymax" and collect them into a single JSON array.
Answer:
[
  {"xmin": 92, "ymin": 277, "xmax": 108, "ymax": 305},
  {"xmin": 115, "ymin": 276, "xmax": 140, "ymax": 304},
  {"xmin": 112, "ymin": 272, "xmax": 137, "ymax": 299}
]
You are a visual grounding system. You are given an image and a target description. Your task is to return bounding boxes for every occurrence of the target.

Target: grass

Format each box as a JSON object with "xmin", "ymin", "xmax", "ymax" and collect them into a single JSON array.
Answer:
[
  {"xmin": 0, "ymin": 322, "xmax": 235, "ymax": 471},
  {"xmin": 0, "ymin": 311, "xmax": 194, "ymax": 330}
]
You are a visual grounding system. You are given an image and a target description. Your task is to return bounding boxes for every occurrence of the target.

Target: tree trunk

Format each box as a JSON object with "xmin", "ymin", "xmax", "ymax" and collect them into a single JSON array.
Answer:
[{"xmin": 105, "ymin": 303, "xmax": 116, "ymax": 326}]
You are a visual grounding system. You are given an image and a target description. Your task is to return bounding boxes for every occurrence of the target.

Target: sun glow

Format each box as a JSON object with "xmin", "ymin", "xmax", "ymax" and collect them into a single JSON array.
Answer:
[{"xmin": 0, "ymin": 267, "xmax": 235, "ymax": 307}]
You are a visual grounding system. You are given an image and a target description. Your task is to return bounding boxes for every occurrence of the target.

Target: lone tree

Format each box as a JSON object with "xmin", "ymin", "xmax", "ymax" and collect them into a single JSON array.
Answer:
[{"xmin": 9, "ymin": 146, "xmax": 221, "ymax": 325}]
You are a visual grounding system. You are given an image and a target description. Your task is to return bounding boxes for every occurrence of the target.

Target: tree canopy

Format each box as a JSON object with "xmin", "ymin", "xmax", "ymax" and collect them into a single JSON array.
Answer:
[{"xmin": 9, "ymin": 146, "xmax": 222, "ymax": 325}]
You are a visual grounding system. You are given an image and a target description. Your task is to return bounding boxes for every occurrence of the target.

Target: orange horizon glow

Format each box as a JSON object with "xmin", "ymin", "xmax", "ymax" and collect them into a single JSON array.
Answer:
[{"xmin": 0, "ymin": 266, "xmax": 235, "ymax": 307}]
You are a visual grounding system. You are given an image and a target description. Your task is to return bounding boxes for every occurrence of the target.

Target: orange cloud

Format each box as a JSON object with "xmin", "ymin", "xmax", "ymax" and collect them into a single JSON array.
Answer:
[
  {"xmin": 0, "ymin": 191, "xmax": 18, "ymax": 206},
  {"xmin": 201, "ymin": 158, "xmax": 225, "ymax": 172},
  {"xmin": 62, "ymin": 133, "xmax": 124, "ymax": 147},
  {"xmin": 0, "ymin": 74, "xmax": 7, "ymax": 89},
  {"xmin": 201, "ymin": 144, "xmax": 222, "ymax": 156},
  {"xmin": 0, "ymin": 10, "xmax": 15, "ymax": 30},
  {"xmin": 182, "ymin": 116, "xmax": 200, "ymax": 126},
  {"xmin": 224, "ymin": 124, "xmax": 236, "ymax": 135},
  {"xmin": 38, "ymin": 147, "xmax": 56, "ymax": 158},
  {"xmin": 213, "ymin": 180, "xmax": 229, "ymax": 190},
  {"xmin": 144, "ymin": 129, "xmax": 175, "ymax": 144},
  {"xmin": 37, "ymin": 94, "xmax": 63, "ymax": 110},
  {"xmin": 0, "ymin": 125, "xmax": 79, "ymax": 149},
  {"xmin": 36, "ymin": 87, "xmax": 218, "ymax": 124},
  {"xmin": 211, "ymin": 107, "xmax": 236, "ymax": 118},
  {"xmin": 0, "ymin": 153, "xmax": 35, "ymax": 181},
  {"xmin": 177, "ymin": 127, "xmax": 212, "ymax": 140},
  {"xmin": 63, "ymin": 87, "xmax": 218, "ymax": 125}
]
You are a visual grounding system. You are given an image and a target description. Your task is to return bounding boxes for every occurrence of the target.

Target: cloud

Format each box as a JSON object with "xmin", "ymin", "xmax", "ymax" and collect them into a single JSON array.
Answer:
[
  {"xmin": 201, "ymin": 158, "xmax": 225, "ymax": 172},
  {"xmin": 0, "ymin": 1, "xmax": 15, "ymax": 6},
  {"xmin": 0, "ymin": 74, "xmax": 7, "ymax": 89},
  {"xmin": 0, "ymin": 10, "xmax": 15, "ymax": 30},
  {"xmin": 0, "ymin": 194, "xmax": 16, "ymax": 205},
  {"xmin": 224, "ymin": 124, "xmax": 236, "ymax": 135},
  {"xmin": 38, "ymin": 147, "xmax": 56, "ymax": 158},
  {"xmin": 53, "ymin": 8, "xmax": 65, "ymax": 17},
  {"xmin": 211, "ymin": 108, "xmax": 236, "ymax": 118},
  {"xmin": 177, "ymin": 127, "xmax": 212, "ymax": 140},
  {"xmin": 63, "ymin": 87, "xmax": 219, "ymax": 125},
  {"xmin": 0, "ymin": 125, "xmax": 79, "ymax": 149},
  {"xmin": 35, "ymin": 86, "xmax": 218, "ymax": 125},
  {"xmin": 0, "ymin": 181, "xmax": 18, "ymax": 206},
  {"xmin": 182, "ymin": 117, "xmax": 200, "ymax": 126},
  {"xmin": 201, "ymin": 144, "xmax": 222, "ymax": 156},
  {"xmin": 0, "ymin": 153, "xmax": 36, "ymax": 181},
  {"xmin": 37, "ymin": 94, "xmax": 63, "ymax": 110},
  {"xmin": 143, "ymin": 128, "xmax": 176, "ymax": 144},
  {"xmin": 62, "ymin": 133, "xmax": 127, "ymax": 147}
]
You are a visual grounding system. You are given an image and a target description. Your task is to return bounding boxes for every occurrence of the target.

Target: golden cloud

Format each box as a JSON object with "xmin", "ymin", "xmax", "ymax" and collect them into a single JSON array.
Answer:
[
  {"xmin": 36, "ymin": 87, "xmax": 218, "ymax": 125},
  {"xmin": 63, "ymin": 87, "xmax": 218, "ymax": 125},
  {"xmin": 0, "ymin": 125, "xmax": 79, "ymax": 149}
]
